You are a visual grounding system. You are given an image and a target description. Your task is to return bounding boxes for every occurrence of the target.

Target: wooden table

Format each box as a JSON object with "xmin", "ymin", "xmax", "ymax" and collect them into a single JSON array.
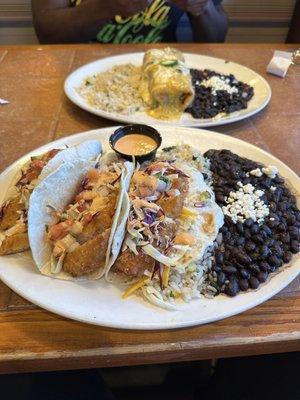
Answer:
[{"xmin": 0, "ymin": 44, "xmax": 299, "ymax": 374}]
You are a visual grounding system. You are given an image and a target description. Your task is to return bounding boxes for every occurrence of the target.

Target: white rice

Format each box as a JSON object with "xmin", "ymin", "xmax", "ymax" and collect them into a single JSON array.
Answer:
[{"xmin": 77, "ymin": 64, "xmax": 144, "ymax": 115}]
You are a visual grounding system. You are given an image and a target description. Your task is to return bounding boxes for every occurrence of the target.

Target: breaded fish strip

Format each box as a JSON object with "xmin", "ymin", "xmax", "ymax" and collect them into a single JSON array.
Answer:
[
  {"xmin": 0, "ymin": 233, "xmax": 29, "ymax": 255},
  {"xmin": 0, "ymin": 196, "xmax": 23, "ymax": 230},
  {"xmin": 157, "ymin": 176, "xmax": 189, "ymax": 219},
  {"xmin": 113, "ymin": 250, "xmax": 154, "ymax": 278},
  {"xmin": 63, "ymin": 228, "xmax": 111, "ymax": 277}
]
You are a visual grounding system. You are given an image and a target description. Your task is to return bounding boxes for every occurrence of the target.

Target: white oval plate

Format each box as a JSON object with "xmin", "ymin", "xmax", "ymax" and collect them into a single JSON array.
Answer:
[
  {"xmin": 64, "ymin": 52, "xmax": 271, "ymax": 128},
  {"xmin": 0, "ymin": 126, "xmax": 299, "ymax": 330}
]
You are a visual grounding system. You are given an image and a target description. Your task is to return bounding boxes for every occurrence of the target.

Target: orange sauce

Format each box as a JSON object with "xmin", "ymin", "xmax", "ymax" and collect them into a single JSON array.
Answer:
[{"xmin": 115, "ymin": 134, "xmax": 157, "ymax": 156}]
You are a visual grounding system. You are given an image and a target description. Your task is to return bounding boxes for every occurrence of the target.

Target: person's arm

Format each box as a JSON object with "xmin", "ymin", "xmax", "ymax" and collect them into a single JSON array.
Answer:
[
  {"xmin": 31, "ymin": 0, "xmax": 147, "ymax": 44},
  {"xmin": 189, "ymin": 1, "xmax": 228, "ymax": 42},
  {"xmin": 172, "ymin": 0, "xmax": 228, "ymax": 43}
]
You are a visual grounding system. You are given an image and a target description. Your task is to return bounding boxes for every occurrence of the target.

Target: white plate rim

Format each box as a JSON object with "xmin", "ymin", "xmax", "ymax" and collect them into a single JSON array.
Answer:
[
  {"xmin": 64, "ymin": 52, "xmax": 272, "ymax": 128},
  {"xmin": 0, "ymin": 126, "xmax": 299, "ymax": 330}
]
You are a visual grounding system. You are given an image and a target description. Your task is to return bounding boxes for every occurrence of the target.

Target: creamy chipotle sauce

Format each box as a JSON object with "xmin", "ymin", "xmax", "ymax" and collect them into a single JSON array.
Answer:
[{"xmin": 115, "ymin": 134, "xmax": 157, "ymax": 156}]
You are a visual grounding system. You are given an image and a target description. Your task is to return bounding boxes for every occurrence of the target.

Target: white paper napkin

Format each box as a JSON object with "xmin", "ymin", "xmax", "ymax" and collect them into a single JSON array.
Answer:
[{"xmin": 267, "ymin": 51, "xmax": 293, "ymax": 78}]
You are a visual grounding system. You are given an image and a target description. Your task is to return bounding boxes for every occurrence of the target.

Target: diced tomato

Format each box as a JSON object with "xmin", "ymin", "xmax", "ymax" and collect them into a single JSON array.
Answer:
[
  {"xmin": 76, "ymin": 190, "xmax": 96, "ymax": 202},
  {"xmin": 30, "ymin": 160, "xmax": 45, "ymax": 170},
  {"xmin": 86, "ymin": 169, "xmax": 100, "ymax": 182},
  {"xmin": 45, "ymin": 148, "xmax": 60, "ymax": 161},
  {"xmin": 48, "ymin": 220, "xmax": 73, "ymax": 241},
  {"xmin": 82, "ymin": 212, "xmax": 93, "ymax": 225},
  {"xmin": 25, "ymin": 169, "xmax": 40, "ymax": 183},
  {"xmin": 77, "ymin": 200, "xmax": 87, "ymax": 212}
]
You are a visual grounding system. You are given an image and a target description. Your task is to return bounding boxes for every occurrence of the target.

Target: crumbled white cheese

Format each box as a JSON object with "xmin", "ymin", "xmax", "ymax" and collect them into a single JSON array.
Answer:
[
  {"xmin": 222, "ymin": 182, "xmax": 269, "ymax": 224},
  {"xmin": 262, "ymin": 165, "xmax": 278, "ymax": 179},
  {"xmin": 270, "ymin": 186, "xmax": 277, "ymax": 191},
  {"xmin": 249, "ymin": 168, "xmax": 263, "ymax": 177},
  {"xmin": 201, "ymin": 76, "xmax": 238, "ymax": 96}
]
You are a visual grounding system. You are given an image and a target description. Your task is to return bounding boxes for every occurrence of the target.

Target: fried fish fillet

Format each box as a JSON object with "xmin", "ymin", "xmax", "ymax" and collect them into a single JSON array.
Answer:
[
  {"xmin": 63, "ymin": 228, "xmax": 111, "ymax": 277},
  {"xmin": 0, "ymin": 232, "xmax": 29, "ymax": 256},
  {"xmin": 112, "ymin": 250, "xmax": 155, "ymax": 279}
]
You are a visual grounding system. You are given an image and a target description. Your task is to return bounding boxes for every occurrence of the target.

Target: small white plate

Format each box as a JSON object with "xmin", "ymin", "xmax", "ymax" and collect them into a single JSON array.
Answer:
[
  {"xmin": 64, "ymin": 52, "xmax": 271, "ymax": 128},
  {"xmin": 0, "ymin": 126, "xmax": 298, "ymax": 330}
]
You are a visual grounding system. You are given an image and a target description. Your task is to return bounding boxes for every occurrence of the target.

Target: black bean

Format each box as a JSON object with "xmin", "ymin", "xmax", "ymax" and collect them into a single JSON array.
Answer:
[
  {"xmin": 223, "ymin": 231, "xmax": 231, "ymax": 241},
  {"xmin": 224, "ymin": 249, "xmax": 231, "ymax": 260},
  {"xmin": 244, "ymin": 230, "xmax": 252, "ymax": 239},
  {"xmin": 253, "ymin": 234, "xmax": 264, "ymax": 245},
  {"xmin": 239, "ymin": 279, "xmax": 249, "ymax": 291},
  {"xmin": 228, "ymin": 227, "xmax": 236, "ymax": 237},
  {"xmin": 265, "ymin": 238, "xmax": 275, "ymax": 247},
  {"xmin": 262, "ymin": 177, "xmax": 272, "ymax": 189},
  {"xmin": 220, "ymin": 225, "xmax": 228, "ymax": 233},
  {"xmin": 235, "ymin": 252, "xmax": 252, "ymax": 265},
  {"xmin": 213, "ymin": 265, "xmax": 222, "ymax": 273},
  {"xmin": 267, "ymin": 218, "xmax": 279, "ymax": 228},
  {"xmin": 251, "ymin": 252, "xmax": 261, "ymax": 261},
  {"xmin": 229, "ymin": 275, "xmax": 238, "ymax": 283},
  {"xmin": 251, "ymin": 224, "xmax": 260, "ymax": 235},
  {"xmin": 244, "ymin": 218, "xmax": 254, "ymax": 228},
  {"xmin": 236, "ymin": 222, "xmax": 244, "ymax": 234},
  {"xmin": 249, "ymin": 276, "xmax": 260, "ymax": 289},
  {"xmin": 286, "ymin": 214, "xmax": 296, "ymax": 225},
  {"xmin": 225, "ymin": 280, "xmax": 239, "ymax": 297},
  {"xmin": 260, "ymin": 245, "xmax": 270, "ymax": 258},
  {"xmin": 260, "ymin": 230, "xmax": 268, "ymax": 240},
  {"xmin": 245, "ymin": 241, "xmax": 256, "ymax": 252},
  {"xmin": 280, "ymin": 233, "xmax": 290, "ymax": 244},
  {"xmin": 215, "ymin": 251, "xmax": 224, "ymax": 265},
  {"xmin": 222, "ymin": 265, "xmax": 237, "ymax": 274},
  {"xmin": 217, "ymin": 271, "xmax": 226, "ymax": 285},
  {"xmin": 283, "ymin": 251, "xmax": 293, "ymax": 263},
  {"xmin": 277, "ymin": 223, "xmax": 287, "ymax": 232},
  {"xmin": 278, "ymin": 202, "xmax": 287, "ymax": 212},
  {"xmin": 268, "ymin": 255, "xmax": 282, "ymax": 268},
  {"xmin": 215, "ymin": 192, "xmax": 225, "ymax": 203},
  {"xmin": 289, "ymin": 226, "xmax": 299, "ymax": 239},
  {"xmin": 290, "ymin": 240, "xmax": 300, "ymax": 254},
  {"xmin": 236, "ymin": 237, "xmax": 245, "ymax": 246},
  {"xmin": 239, "ymin": 269, "xmax": 250, "ymax": 279},
  {"xmin": 257, "ymin": 271, "xmax": 268, "ymax": 283},
  {"xmin": 248, "ymin": 264, "xmax": 260, "ymax": 274},
  {"xmin": 273, "ymin": 187, "xmax": 283, "ymax": 202},
  {"xmin": 272, "ymin": 244, "xmax": 284, "ymax": 258},
  {"xmin": 262, "ymin": 225, "xmax": 272, "ymax": 236},
  {"xmin": 259, "ymin": 261, "xmax": 271, "ymax": 272}
]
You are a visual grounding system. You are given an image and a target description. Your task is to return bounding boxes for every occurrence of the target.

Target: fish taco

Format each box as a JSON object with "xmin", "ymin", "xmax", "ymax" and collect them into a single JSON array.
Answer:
[
  {"xmin": 28, "ymin": 152, "xmax": 134, "ymax": 280},
  {"xmin": 0, "ymin": 140, "xmax": 101, "ymax": 255},
  {"xmin": 106, "ymin": 145, "xmax": 224, "ymax": 309}
]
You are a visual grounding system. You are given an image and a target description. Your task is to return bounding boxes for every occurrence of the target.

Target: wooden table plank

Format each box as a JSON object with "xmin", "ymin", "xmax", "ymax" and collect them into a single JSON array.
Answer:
[
  {"xmin": 0, "ymin": 43, "xmax": 299, "ymax": 374},
  {"xmin": 0, "ymin": 293, "xmax": 299, "ymax": 374}
]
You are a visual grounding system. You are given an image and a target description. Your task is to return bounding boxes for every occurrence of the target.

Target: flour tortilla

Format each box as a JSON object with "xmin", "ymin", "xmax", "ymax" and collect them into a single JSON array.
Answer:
[
  {"xmin": 28, "ymin": 160, "xmax": 98, "ymax": 280},
  {"xmin": 28, "ymin": 157, "xmax": 134, "ymax": 281},
  {"xmin": 103, "ymin": 161, "xmax": 134, "ymax": 279},
  {"xmin": 38, "ymin": 139, "xmax": 102, "ymax": 182},
  {"xmin": 1, "ymin": 140, "xmax": 102, "ymax": 203}
]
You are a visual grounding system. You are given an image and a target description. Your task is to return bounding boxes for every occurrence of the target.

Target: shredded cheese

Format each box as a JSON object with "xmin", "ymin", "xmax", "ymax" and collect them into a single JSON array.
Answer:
[{"xmin": 122, "ymin": 276, "xmax": 150, "ymax": 299}]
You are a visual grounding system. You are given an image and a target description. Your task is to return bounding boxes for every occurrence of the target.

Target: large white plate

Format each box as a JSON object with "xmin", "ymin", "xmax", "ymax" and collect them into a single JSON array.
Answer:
[
  {"xmin": 0, "ymin": 126, "xmax": 299, "ymax": 330},
  {"xmin": 64, "ymin": 52, "xmax": 271, "ymax": 127}
]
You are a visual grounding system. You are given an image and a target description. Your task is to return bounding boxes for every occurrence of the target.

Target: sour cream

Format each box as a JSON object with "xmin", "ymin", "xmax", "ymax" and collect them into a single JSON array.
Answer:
[{"xmin": 114, "ymin": 134, "xmax": 157, "ymax": 156}]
